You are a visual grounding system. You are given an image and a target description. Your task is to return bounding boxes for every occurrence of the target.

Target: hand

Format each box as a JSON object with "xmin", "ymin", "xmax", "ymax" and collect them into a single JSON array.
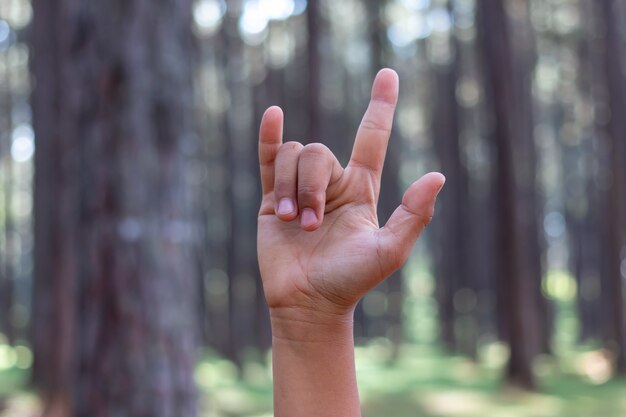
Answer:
[{"xmin": 257, "ymin": 69, "xmax": 445, "ymax": 328}]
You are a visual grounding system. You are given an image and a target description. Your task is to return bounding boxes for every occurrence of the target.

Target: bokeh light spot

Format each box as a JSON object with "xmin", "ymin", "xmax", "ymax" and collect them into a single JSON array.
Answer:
[
  {"xmin": 11, "ymin": 123, "xmax": 35, "ymax": 163},
  {"xmin": 0, "ymin": 20, "xmax": 10, "ymax": 44},
  {"xmin": 193, "ymin": 0, "xmax": 226, "ymax": 37}
]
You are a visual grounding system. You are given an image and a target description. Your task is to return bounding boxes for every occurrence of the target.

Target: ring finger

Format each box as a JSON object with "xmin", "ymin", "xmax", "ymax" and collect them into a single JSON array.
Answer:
[{"xmin": 273, "ymin": 141, "xmax": 304, "ymax": 221}]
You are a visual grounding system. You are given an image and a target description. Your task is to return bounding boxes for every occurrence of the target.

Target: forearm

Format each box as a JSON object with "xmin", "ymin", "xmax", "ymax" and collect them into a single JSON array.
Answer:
[{"xmin": 270, "ymin": 308, "xmax": 361, "ymax": 417}]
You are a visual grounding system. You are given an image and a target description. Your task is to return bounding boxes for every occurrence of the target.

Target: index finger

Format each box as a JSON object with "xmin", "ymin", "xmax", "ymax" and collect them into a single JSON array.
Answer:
[
  {"xmin": 259, "ymin": 106, "xmax": 284, "ymax": 196},
  {"xmin": 349, "ymin": 68, "xmax": 399, "ymax": 177}
]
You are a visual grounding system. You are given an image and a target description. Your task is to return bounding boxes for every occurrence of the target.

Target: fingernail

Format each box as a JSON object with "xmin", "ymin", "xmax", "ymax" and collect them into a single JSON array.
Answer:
[
  {"xmin": 277, "ymin": 198, "xmax": 295, "ymax": 215},
  {"xmin": 300, "ymin": 208, "xmax": 318, "ymax": 228},
  {"xmin": 436, "ymin": 175, "xmax": 446, "ymax": 195}
]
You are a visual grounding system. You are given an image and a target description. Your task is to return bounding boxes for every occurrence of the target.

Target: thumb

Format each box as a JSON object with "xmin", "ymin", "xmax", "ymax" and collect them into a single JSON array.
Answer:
[{"xmin": 377, "ymin": 172, "xmax": 445, "ymax": 271}]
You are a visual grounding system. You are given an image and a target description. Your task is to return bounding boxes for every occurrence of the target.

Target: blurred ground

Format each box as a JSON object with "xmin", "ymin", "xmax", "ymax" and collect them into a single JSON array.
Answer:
[
  {"xmin": 195, "ymin": 344, "xmax": 626, "ymax": 417},
  {"xmin": 2, "ymin": 344, "xmax": 625, "ymax": 417}
]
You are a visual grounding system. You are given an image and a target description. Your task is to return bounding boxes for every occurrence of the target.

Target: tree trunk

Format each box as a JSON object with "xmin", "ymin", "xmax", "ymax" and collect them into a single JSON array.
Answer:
[
  {"xmin": 477, "ymin": 0, "xmax": 541, "ymax": 390},
  {"xmin": 430, "ymin": 3, "xmax": 471, "ymax": 355},
  {"xmin": 220, "ymin": 0, "xmax": 262, "ymax": 366},
  {"xmin": 1, "ymin": 61, "xmax": 16, "ymax": 346},
  {"xmin": 598, "ymin": 0, "xmax": 626, "ymax": 374},
  {"xmin": 31, "ymin": 0, "xmax": 199, "ymax": 415}
]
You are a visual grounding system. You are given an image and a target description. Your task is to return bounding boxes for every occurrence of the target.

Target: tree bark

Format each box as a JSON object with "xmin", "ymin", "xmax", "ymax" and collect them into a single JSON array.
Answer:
[
  {"xmin": 477, "ymin": 0, "xmax": 541, "ymax": 390},
  {"xmin": 598, "ymin": 0, "xmax": 626, "ymax": 374},
  {"xmin": 31, "ymin": 0, "xmax": 199, "ymax": 415},
  {"xmin": 1, "ymin": 54, "xmax": 16, "ymax": 346},
  {"xmin": 430, "ymin": 3, "xmax": 469, "ymax": 355}
]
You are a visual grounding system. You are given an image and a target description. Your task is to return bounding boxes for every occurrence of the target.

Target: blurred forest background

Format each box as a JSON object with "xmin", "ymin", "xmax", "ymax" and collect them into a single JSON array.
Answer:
[{"xmin": 0, "ymin": 0, "xmax": 626, "ymax": 416}]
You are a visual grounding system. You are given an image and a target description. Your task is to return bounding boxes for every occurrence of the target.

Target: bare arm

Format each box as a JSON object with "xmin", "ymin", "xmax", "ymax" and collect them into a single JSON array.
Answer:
[{"xmin": 257, "ymin": 69, "xmax": 445, "ymax": 417}]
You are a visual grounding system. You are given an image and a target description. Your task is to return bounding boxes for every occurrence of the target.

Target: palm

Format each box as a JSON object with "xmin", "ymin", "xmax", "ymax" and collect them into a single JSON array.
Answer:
[
  {"xmin": 259, "ymin": 169, "xmax": 392, "ymax": 310},
  {"xmin": 256, "ymin": 69, "xmax": 444, "ymax": 314}
]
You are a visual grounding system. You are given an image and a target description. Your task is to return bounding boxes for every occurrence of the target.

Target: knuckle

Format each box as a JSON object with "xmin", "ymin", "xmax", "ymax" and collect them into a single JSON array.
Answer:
[
  {"xmin": 297, "ymin": 184, "xmax": 321, "ymax": 196},
  {"xmin": 297, "ymin": 185, "xmax": 324, "ymax": 204},
  {"xmin": 274, "ymin": 178, "xmax": 294, "ymax": 195},
  {"xmin": 405, "ymin": 207, "xmax": 432, "ymax": 229},
  {"xmin": 302, "ymin": 142, "xmax": 330, "ymax": 158},
  {"xmin": 413, "ymin": 212, "xmax": 433, "ymax": 229},
  {"xmin": 377, "ymin": 239, "xmax": 407, "ymax": 273},
  {"xmin": 420, "ymin": 205, "xmax": 436, "ymax": 226},
  {"xmin": 360, "ymin": 118, "xmax": 391, "ymax": 134},
  {"xmin": 280, "ymin": 141, "xmax": 303, "ymax": 153}
]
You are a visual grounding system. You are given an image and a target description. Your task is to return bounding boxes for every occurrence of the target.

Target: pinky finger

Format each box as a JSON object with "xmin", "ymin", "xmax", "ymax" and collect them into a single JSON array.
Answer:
[{"xmin": 259, "ymin": 106, "xmax": 284, "ymax": 197}]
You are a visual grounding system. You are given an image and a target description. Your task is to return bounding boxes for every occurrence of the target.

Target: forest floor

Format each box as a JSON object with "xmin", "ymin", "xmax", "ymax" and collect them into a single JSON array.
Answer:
[
  {"xmin": 1, "ymin": 343, "xmax": 625, "ymax": 417},
  {"xmin": 198, "ymin": 343, "xmax": 626, "ymax": 417}
]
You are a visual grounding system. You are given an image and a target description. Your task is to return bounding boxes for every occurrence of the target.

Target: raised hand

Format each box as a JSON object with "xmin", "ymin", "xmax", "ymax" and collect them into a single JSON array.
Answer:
[{"xmin": 257, "ymin": 69, "xmax": 445, "ymax": 325}]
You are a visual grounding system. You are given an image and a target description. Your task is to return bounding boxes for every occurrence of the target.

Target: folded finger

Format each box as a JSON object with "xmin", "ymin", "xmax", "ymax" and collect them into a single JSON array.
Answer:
[
  {"xmin": 297, "ymin": 143, "xmax": 343, "ymax": 231},
  {"xmin": 273, "ymin": 141, "xmax": 304, "ymax": 221}
]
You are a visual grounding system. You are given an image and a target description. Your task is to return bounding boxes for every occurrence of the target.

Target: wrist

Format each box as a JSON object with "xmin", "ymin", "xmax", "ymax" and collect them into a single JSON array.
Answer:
[{"xmin": 269, "ymin": 305, "xmax": 355, "ymax": 343}]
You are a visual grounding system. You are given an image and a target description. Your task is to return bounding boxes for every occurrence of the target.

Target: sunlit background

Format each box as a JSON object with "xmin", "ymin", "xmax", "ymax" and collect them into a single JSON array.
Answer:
[{"xmin": 2, "ymin": 0, "xmax": 626, "ymax": 416}]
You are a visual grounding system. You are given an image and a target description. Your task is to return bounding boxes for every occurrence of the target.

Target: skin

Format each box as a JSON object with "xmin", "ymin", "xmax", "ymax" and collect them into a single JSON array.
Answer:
[{"xmin": 257, "ymin": 68, "xmax": 445, "ymax": 417}]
